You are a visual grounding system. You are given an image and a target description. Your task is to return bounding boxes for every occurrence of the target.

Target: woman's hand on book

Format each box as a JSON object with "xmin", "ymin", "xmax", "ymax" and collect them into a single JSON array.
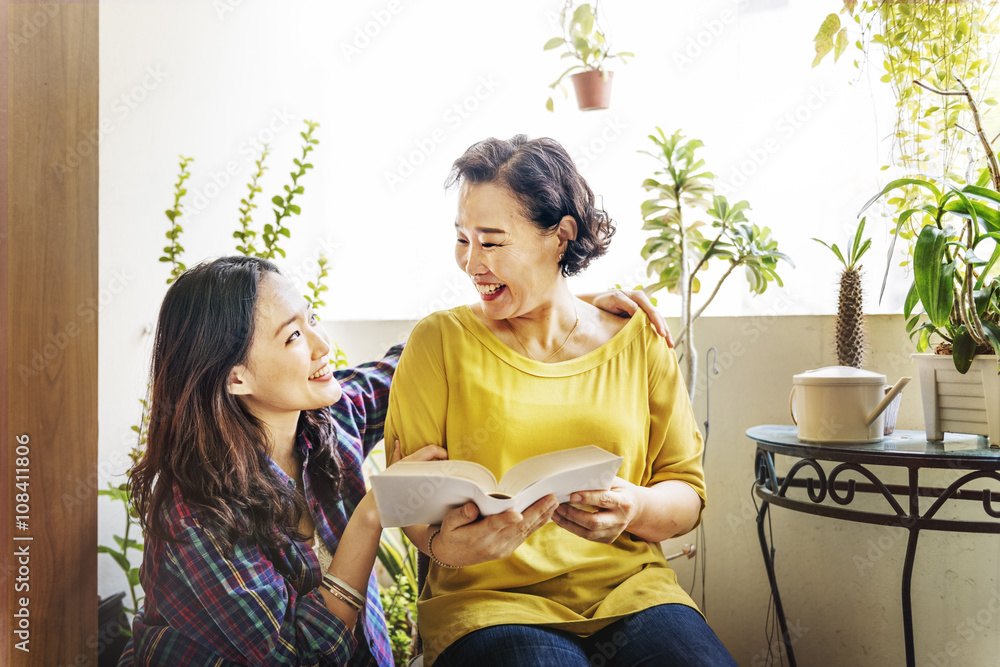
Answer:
[
  {"xmin": 551, "ymin": 477, "xmax": 640, "ymax": 544},
  {"xmin": 432, "ymin": 495, "xmax": 559, "ymax": 566}
]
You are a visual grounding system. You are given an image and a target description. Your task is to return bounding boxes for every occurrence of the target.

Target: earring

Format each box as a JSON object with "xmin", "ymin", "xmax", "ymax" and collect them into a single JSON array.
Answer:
[{"xmin": 558, "ymin": 253, "xmax": 565, "ymax": 261}]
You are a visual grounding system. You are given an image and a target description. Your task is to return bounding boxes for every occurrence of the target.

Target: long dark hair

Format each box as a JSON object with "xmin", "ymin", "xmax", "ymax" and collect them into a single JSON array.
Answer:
[
  {"xmin": 129, "ymin": 256, "xmax": 344, "ymax": 554},
  {"xmin": 445, "ymin": 134, "xmax": 615, "ymax": 277}
]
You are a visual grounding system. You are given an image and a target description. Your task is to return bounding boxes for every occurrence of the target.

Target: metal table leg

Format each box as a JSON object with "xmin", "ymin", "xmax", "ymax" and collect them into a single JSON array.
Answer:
[
  {"xmin": 757, "ymin": 497, "xmax": 797, "ymax": 667},
  {"xmin": 901, "ymin": 527, "xmax": 919, "ymax": 667}
]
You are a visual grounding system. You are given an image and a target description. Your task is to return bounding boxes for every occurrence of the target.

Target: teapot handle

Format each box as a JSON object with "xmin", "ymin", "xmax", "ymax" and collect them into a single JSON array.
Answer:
[{"xmin": 788, "ymin": 386, "xmax": 798, "ymax": 426}]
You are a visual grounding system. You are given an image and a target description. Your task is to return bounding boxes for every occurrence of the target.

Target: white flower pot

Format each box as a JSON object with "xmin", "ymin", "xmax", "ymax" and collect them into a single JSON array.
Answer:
[{"xmin": 913, "ymin": 353, "xmax": 1000, "ymax": 446}]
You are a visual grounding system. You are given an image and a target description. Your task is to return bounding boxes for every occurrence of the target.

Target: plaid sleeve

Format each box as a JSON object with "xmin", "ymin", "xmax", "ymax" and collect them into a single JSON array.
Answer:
[
  {"xmin": 147, "ymin": 520, "xmax": 358, "ymax": 666},
  {"xmin": 332, "ymin": 344, "xmax": 403, "ymax": 457}
]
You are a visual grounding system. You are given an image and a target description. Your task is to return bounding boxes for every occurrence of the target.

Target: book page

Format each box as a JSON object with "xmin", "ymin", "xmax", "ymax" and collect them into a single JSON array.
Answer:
[
  {"xmin": 497, "ymin": 446, "xmax": 622, "ymax": 496},
  {"xmin": 375, "ymin": 459, "xmax": 498, "ymax": 491}
]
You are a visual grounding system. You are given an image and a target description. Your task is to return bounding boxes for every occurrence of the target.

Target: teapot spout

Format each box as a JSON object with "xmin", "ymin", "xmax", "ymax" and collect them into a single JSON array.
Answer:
[{"xmin": 865, "ymin": 377, "xmax": 911, "ymax": 427}]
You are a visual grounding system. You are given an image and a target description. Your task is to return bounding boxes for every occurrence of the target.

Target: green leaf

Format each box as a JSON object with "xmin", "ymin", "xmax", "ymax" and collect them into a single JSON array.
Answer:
[
  {"xmin": 543, "ymin": 37, "xmax": 566, "ymax": 50},
  {"xmin": 834, "ymin": 28, "xmax": 849, "ymax": 62},
  {"xmin": 98, "ymin": 545, "xmax": 131, "ymax": 572},
  {"xmin": 903, "ymin": 281, "xmax": 919, "ymax": 319},
  {"xmin": 812, "ymin": 14, "xmax": 840, "ymax": 67},
  {"xmin": 271, "ymin": 196, "xmax": 284, "ymax": 207},
  {"xmin": 982, "ymin": 321, "xmax": 1000, "ymax": 357},
  {"xmin": 952, "ymin": 325, "xmax": 975, "ymax": 374},
  {"xmin": 813, "ymin": 238, "xmax": 846, "ymax": 266},
  {"xmin": 859, "ymin": 178, "xmax": 943, "ymax": 216},
  {"xmin": 128, "ymin": 567, "xmax": 141, "ymax": 587},
  {"xmin": 913, "ymin": 225, "xmax": 954, "ymax": 328}
]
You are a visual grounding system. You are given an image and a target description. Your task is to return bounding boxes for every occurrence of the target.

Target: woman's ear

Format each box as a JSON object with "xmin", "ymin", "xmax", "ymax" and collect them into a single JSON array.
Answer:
[
  {"xmin": 227, "ymin": 365, "xmax": 252, "ymax": 396},
  {"xmin": 556, "ymin": 215, "xmax": 578, "ymax": 251}
]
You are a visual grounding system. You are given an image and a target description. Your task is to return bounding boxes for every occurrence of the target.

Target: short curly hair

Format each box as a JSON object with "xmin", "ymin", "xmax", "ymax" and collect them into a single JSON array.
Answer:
[{"xmin": 445, "ymin": 135, "xmax": 615, "ymax": 277}]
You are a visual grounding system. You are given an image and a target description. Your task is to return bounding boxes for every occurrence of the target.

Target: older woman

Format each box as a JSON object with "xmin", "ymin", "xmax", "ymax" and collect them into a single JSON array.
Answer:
[{"xmin": 386, "ymin": 136, "xmax": 736, "ymax": 666}]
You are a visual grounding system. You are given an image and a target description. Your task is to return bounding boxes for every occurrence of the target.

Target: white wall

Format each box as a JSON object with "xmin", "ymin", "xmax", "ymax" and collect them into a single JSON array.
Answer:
[{"xmin": 97, "ymin": 1, "xmax": 1000, "ymax": 665}]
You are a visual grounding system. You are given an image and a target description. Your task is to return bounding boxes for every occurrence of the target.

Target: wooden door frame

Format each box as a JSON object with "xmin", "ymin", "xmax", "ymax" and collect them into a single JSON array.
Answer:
[{"xmin": 3, "ymin": 2, "xmax": 99, "ymax": 664}]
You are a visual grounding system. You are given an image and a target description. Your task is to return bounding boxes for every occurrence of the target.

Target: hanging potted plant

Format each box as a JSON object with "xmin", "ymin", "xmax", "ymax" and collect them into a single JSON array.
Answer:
[
  {"xmin": 860, "ymin": 79, "xmax": 1000, "ymax": 446},
  {"xmin": 543, "ymin": 2, "xmax": 633, "ymax": 112}
]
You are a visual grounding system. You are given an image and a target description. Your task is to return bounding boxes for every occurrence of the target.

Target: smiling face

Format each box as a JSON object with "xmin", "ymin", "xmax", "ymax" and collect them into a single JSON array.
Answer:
[
  {"xmin": 455, "ymin": 181, "xmax": 575, "ymax": 320},
  {"xmin": 227, "ymin": 272, "xmax": 341, "ymax": 423}
]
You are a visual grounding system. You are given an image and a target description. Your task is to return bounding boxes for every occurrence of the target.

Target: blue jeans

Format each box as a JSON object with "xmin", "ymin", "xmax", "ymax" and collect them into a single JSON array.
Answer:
[{"xmin": 434, "ymin": 604, "xmax": 737, "ymax": 667}]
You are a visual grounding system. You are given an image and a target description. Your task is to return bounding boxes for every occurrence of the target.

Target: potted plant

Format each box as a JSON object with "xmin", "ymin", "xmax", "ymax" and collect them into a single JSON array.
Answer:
[
  {"xmin": 860, "ymin": 80, "xmax": 1000, "ymax": 445},
  {"xmin": 638, "ymin": 128, "xmax": 792, "ymax": 401},
  {"xmin": 813, "ymin": 219, "xmax": 872, "ymax": 370},
  {"xmin": 543, "ymin": 2, "xmax": 632, "ymax": 111}
]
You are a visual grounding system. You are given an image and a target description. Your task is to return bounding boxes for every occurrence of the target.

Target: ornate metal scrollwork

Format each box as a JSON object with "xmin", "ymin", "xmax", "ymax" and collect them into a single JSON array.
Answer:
[
  {"xmin": 827, "ymin": 462, "xmax": 907, "ymax": 516},
  {"xmin": 778, "ymin": 459, "xmax": 827, "ymax": 503},
  {"xmin": 924, "ymin": 470, "xmax": 1000, "ymax": 521}
]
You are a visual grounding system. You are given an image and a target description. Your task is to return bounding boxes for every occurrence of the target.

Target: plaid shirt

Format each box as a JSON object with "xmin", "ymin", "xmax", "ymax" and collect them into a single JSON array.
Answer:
[{"xmin": 118, "ymin": 346, "xmax": 402, "ymax": 667}]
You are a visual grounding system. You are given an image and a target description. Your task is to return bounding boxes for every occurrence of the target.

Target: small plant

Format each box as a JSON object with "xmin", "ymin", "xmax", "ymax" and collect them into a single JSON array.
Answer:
[
  {"xmin": 814, "ymin": 219, "xmax": 873, "ymax": 369},
  {"xmin": 543, "ymin": 2, "xmax": 632, "ymax": 111},
  {"xmin": 262, "ymin": 121, "xmax": 319, "ymax": 259},
  {"xmin": 160, "ymin": 156, "xmax": 193, "ymax": 284},
  {"xmin": 98, "ymin": 400, "xmax": 149, "ymax": 634},
  {"xmin": 234, "ymin": 146, "xmax": 269, "ymax": 257},
  {"xmin": 639, "ymin": 128, "xmax": 792, "ymax": 400},
  {"xmin": 377, "ymin": 537, "xmax": 419, "ymax": 665}
]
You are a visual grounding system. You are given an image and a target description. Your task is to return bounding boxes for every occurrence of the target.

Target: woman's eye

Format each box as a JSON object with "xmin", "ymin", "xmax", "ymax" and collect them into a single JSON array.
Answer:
[
  {"xmin": 286, "ymin": 330, "xmax": 301, "ymax": 344},
  {"xmin": 483, "ymin": 243, "xmax": 498, "ymax": 249},
  {"xmin": 309, "ymin": 312, "xmax": 318, "ymax": 325},
  {"xmin": 456, "ymin": 238, "xmax": 468, "ymax": 245}
]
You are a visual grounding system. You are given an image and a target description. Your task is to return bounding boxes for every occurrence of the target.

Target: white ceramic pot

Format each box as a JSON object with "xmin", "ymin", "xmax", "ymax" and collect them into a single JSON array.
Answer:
[
  {"xmin": 789, "ymin": 366, "xmax": 910, "ymax": 444},
  {"xmin": 913, "ymin": 353, "xmax": 1000, "ymax": 446}
]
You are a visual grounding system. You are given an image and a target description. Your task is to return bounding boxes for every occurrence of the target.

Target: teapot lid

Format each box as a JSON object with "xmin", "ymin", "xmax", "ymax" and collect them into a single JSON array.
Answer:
[{"xmin": 793, "ymin": 366, "xmax": 887, "ymax": 385}]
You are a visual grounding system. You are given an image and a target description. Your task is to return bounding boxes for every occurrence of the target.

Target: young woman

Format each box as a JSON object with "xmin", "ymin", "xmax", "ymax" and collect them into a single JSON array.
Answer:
[{"xmin": 118, "ymin": 255, "xmax": 664, "ymax": 666}]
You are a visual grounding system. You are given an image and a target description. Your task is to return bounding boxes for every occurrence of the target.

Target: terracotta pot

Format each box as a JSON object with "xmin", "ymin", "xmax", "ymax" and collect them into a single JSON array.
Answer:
[{"xmin": 571, "ymin": 70, "xmax": 614, "ymax": 111}]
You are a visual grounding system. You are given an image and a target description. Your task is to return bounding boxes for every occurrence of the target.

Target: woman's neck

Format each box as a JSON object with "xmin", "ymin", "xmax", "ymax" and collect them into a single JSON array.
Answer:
[
  {"xmin": 501, "ymin": 287, "xmax": 581, "ymax": 360},
  {"xmin": 263, "ymin": 411, "xmax": 302, "ymax": 478}
]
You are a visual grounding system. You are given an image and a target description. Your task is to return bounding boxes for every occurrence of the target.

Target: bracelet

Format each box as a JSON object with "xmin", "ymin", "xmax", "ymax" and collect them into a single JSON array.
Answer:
[
  {"xmin": 323, "ymin": 582, "xmax": 363, "ymax": 612},
  {"xmin": 321, "ymin": 573, "xmax": 364, "ymax": 611},
  {"xmin": 427, "ymin": 527, "xmax": 461, "ymax": 569}
]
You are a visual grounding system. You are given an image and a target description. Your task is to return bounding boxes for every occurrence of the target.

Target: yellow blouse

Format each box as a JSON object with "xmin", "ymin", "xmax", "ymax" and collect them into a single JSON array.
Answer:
[{"xmin": 384, "ymin": 305, "xmax": 706, "ymax": 665}]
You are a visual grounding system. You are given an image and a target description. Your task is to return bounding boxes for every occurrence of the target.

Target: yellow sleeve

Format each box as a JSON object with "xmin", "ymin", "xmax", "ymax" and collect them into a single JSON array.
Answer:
[
  {"xmin": 645, "ymin": 328, "xmax": 707, "ymax": 507},
  {"xmin": 383, "ymin": 314, "xmax": 450, "ymax": 466}
]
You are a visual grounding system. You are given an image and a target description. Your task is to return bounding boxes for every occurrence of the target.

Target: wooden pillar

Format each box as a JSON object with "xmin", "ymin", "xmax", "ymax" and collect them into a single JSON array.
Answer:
[{"xmin": 3, "ymin": 2, "xmax": 99, "ymax": 665}]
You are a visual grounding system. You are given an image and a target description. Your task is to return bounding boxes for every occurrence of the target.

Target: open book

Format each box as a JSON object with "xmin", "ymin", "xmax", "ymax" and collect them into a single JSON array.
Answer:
[{"xmin": 371, "ymin": 445, "xmax": 624, "ymax": 528}]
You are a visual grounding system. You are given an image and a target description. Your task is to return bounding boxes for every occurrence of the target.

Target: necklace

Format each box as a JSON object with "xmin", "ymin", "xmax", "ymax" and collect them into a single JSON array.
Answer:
[{"xmin": 503, "ymin": 305, "xmax": 580, "ymax": 363}]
